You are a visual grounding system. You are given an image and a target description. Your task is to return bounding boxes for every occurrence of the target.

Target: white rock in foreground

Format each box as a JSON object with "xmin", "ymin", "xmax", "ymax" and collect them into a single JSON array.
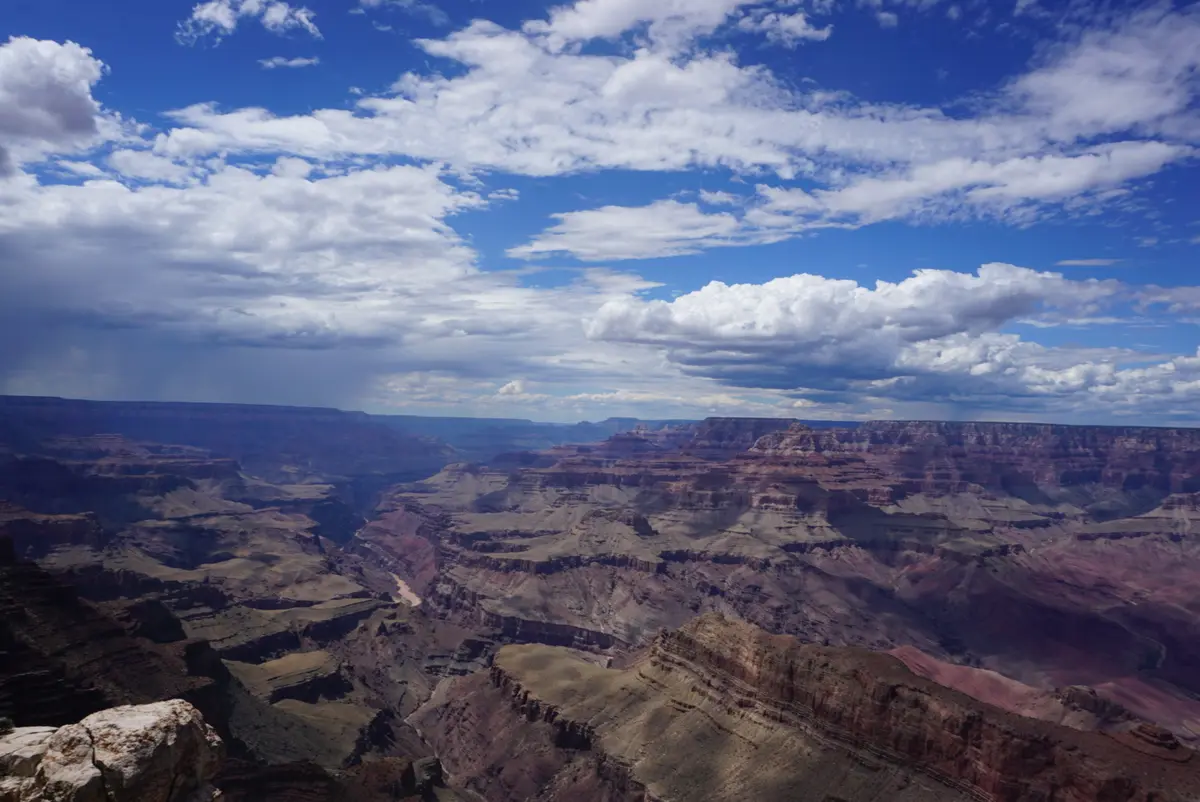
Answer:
[{"xmin": 0, "ymin": 700, "xmax": 224, "ymax": 802}]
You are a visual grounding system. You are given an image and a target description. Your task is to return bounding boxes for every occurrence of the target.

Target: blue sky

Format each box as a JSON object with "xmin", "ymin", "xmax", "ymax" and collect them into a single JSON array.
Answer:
[{"xmin": 1, "ymin": 0, "xmax": 1198, "ymax": 423}]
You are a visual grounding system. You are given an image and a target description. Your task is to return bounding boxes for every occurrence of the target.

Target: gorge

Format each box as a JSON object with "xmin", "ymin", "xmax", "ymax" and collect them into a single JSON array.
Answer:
[{"xmin": 1, "ymin": 397, "xmax": 1198, "ymax": 801}]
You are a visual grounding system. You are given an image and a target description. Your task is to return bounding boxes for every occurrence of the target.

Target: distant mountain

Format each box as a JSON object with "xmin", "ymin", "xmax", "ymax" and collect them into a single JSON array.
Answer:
[
  {"xmin": 371, "ymin": 413, "xmax": 856, "ymax": 463},
  {"xmin": 369, "ymin": 414, "xmax": 695, "ymax": 463},
  {"xmin": 0, "ymin": 395, "xmax": 452, "ymax": 486}
]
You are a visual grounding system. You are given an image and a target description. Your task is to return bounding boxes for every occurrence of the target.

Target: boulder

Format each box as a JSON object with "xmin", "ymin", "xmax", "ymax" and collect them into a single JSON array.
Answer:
[{"xmin": 0, "ymin": 700, "xmax": 224, "ymax": 802}]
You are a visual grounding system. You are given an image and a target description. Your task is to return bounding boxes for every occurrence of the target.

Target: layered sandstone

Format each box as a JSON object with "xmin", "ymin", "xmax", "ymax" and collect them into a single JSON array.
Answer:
[
  {"xmin": 376, "ymin": 418, "xmax": 1200, "ymax": 746},
  {"xmin": 753, "ymin": 420, "xmax": 1200, "ymax": 500},
  {"xmin": 416, "ymin": 615, "xmax": 1200, "ymax": 802}
]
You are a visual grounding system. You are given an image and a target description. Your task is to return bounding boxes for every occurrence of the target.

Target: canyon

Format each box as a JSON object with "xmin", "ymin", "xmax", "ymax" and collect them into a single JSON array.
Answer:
[
  {"xmin": 415, "ymin": 614, "xmax": 1200, "ymax": 802},
  {"xmin": 2, "ymin": 396, "xmax": 1199, "ymax": 801}
]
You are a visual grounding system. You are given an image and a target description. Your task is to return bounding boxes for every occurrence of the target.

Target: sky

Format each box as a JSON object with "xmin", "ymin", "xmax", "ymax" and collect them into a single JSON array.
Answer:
[{"xmin": 1, "ymin": 0, "xmax": 1198, "ymax": 424}]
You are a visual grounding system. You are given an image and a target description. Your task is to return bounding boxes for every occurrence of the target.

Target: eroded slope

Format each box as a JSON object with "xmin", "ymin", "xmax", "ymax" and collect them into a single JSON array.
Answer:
[{"xmin": 414, "ymin": 614, "xmax": 1200, "ymax": 802}]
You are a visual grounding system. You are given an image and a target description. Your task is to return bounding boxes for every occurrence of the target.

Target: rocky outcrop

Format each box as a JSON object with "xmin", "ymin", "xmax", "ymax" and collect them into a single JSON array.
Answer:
[
  {"xmin": 889, "ymin": 646, "xmax": 1137, "ymax": 733},
  {"xmin": 0, "ymin": 505, "xmax": 106, "ymax": 561},
  {"xmin": 420, "ymin": 615, "xmax": 1200, "ymax": 802},
  {"xmin": 677, "ymin": 417, "xmax": 799, "ymax": 459},
  {"xmin": 0, "ymin": 546, "xmax": 219, "ymax": 730},
  {"xmin": 0, "ymin": 700, "xmax": 224, "ymax": 802},
  {"xmin": 648, "ymin": 614, "xmax": 1199, "ymax": 802},
  {"xmin": 752, "ymin": 420, "xmax": 1200, "ymax": 501},
  {"xmin": 225, "ymin": 651, "xmax": 352, "ymax": 704}
]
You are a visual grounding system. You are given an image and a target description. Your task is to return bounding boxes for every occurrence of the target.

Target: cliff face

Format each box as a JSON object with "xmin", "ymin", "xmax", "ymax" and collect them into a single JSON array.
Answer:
[
  {"xmin": 753, "ymin": 420, "xmax": 1200, "ymax": 500},
  {"xmin": 653, "ymin": 614, "xmax": 1198, "ymax": 802},
  {"xmin": 416, "ymin": 615, "xmax": 1200, "ymax": 802},
  {"xmin": 0, "ymin": 540, "xmax": 221, "ymax": 730},
  {"xmin": 677, "ymin": 417, "xmax": 800, "ymax": 459},
  {"xmin": 376, "ymin": 417, "xmax": 1200, "ymax": 747}
]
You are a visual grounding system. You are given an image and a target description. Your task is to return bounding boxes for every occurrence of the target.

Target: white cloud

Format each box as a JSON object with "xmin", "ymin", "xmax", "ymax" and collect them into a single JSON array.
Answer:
[
  {"xmin": 737, "ymin": 10, "xmax": 832, "ymax": 45},
  {"xmin": 0, "ymin": 156, "xmax": 686, "ymax": 414},
  {"xmin": 876, "ymin": 11, "xmax": 899, "ymax": 27},
  {"xmin": 516, "ymin": 143, "xmax": 1187, "ymax": 261},
  {"xmin": 587, "ymin": 264, "xmax": 1119, "ymax": 362},
  {"xmin": 152, "ymin": 4, "xmax": 1200, "ymax": 204},
  {"xmin": 523, "ymin": 0, "xmax": 760, "ymax": 50},
  {"xmin": 0, "ymin": 37, "xmax": 110, "ymax": 174},
  {"xmin": 1008, "ymin": 7, "xmax": 1200, "ymax": 144},
  {"xmin": 0, "ymin": 162, "xmax": 482, "ymax": 345},
  {"xmin": 510, "ymin": 199, "xmax": 753, "ymax": 261},
  {"xmin": 54, "ymin": 160, "xmax": 107, "ymax": 177},
  {"xmin": 107, "ymin": 150, "xmax": 192, "ymax": 184},
  {"xmin": 1055, "ymin": 258, "xmax": 1121, "ymax": 266},
  {"xmin": 795, "ymin": 141, "xmax": 1188, "ymax": 223},
  {"xmin": 259, "ymin": 55, "xmax": 320, "ymax": 69},
  {"xmin": 6, "ymin": 4, "xmax": 1200, "ymax": 424},
  {"xmin": 584, "ymin": 264, "xmax": 1200, "ymax": 416},
  {"xmin": 699, "ymin": 190, "xmax": 740, "ymax": 205},
  {"xmin": 177, "ymin": 0, "xmax": 321, "ymax": 45},
  {"xmin": 1139, "ymin": 286, "xmax": 1200, "ymax": 314}
]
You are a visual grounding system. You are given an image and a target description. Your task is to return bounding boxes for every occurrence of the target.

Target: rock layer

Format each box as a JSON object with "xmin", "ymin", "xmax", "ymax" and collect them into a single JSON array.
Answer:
[
  {"xmin": 380, "ymin": 418, "xmax": 1200, "ymax": 744},
  {"xmin": 417, "ymin": 614, "xmax": 1200, "ymax": 802}
]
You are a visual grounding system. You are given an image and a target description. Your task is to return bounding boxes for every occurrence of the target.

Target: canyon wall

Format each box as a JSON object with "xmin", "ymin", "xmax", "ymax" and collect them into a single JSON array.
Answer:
[{"xmin": 417, "ymin": 614, "xmax": 1200, "ymax": 802}]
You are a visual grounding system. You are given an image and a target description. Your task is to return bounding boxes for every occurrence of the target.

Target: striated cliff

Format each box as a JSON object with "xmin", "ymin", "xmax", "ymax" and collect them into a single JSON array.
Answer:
[
  {"xmin": 753, "ymin": 420, "xmax": 1200, "ymax": 502},
  {"xmin": 375, "ymin": 416, "xmax": 1200, "ymax": 747},
  {"xmin": 416, "ymin": 614, "xmax": 1200, "ymax": 802},
  {"xmin": 654, "ymin": 614, "xmax": 1198, "ymax": 801}
]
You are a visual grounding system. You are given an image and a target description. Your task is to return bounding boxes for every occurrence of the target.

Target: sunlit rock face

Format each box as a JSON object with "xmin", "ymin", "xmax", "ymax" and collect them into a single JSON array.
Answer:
[{"xmin": 0, "ymin": 700, "xmax": 224, "ymax": 802}]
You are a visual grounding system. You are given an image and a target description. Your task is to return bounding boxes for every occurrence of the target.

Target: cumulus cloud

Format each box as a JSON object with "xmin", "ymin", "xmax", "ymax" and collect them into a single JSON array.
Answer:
[
  {"xmin": 5, "ymin": 1, "xmax": 1200, "ymax": 423},
  {"xmin": 510, "ymin": 200, "xmax": 756, "ymax": 261},
  {"xmin": 1007, "ymin": 6, "xmax": 1200, "ymax": 144},
  {"xmin": 177, "ymin": 0, "xmax": 321, "ymax": 45},
  {"xmin": 737, "ymin": 10, "xmax": 832, "ymax": 45},
  {"xmin": 516, "ymin": 143, "xmax": 1189, "ymax": 260},
  {"xmin": 259, "ymin": 56, "xmax": 320, "ymax": 68},
  {"xmin": 0, "ymin": 37, "xmax": 108, "ymax": 173},
  {"xmin": 585, "ymin": 265, "xmax": 1200, "ymax": 416},
  {"xmin": 152, "ymin": 2, "xmax": 1200, "ymax": 239},
  {"xmin": 876, "ymin": 11, "xmax": 899, "ymax": 27},
  {"xmin": 107, "ymin": 150, "xmax": 193, "ymax": 184},
  {"xmin": 587, "ymin": 264, "xmax": 1119, "ymax": 362},
  {"xmin": 0, "ymin": 154, "xmax": 678, "ymax": 413},
  {"xmin": 699, "ymin": 190, "xmax": 740, "ymax": 206},
  {"xmin": 523, "ymin": 0, "xmax": 760, "ymax": 50},
  {"xmin": 0, "ymin": 163, "xmax": 481, "ymax": 345}
]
